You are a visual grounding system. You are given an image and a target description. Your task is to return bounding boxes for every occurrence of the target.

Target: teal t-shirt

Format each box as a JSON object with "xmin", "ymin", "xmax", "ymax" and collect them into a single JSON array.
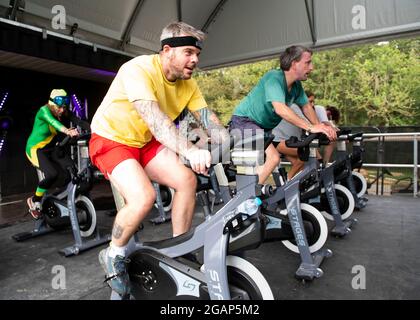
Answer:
[{"xmin": 233, "ymin": 69, "xmax": 308, "ymax": 129}]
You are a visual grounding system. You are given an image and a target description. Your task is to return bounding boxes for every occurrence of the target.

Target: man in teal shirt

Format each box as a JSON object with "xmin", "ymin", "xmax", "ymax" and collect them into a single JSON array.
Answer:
[{"xmin": 229, "ymin": 45, "xmax": 336, "ymax": 184}]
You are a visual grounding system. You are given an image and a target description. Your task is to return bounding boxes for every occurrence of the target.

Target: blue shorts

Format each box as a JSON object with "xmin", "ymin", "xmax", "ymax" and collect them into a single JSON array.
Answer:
[
  {"xmin": 228, "ymin": 115, "xmax": 273, "ymax": 151},
  {"xmin": 229, "ymin": 115, "xmax": 271, "ymax": 136}
]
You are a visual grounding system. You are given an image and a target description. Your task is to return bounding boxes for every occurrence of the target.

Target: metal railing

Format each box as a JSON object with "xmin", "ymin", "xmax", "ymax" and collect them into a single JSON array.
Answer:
[
  {"xmin": 279, "ymin": 131, "xmax": 419, "ymax": 198},
  {"xmin": 362, "ymin": 132, "xmax": 420, "ymax": 198}
]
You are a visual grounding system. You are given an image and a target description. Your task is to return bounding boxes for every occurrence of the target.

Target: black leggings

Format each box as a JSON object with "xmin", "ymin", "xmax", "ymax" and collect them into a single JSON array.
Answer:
[{"xmin": 36, "ymin": 148, "xmax": 74, "ymax": 190}]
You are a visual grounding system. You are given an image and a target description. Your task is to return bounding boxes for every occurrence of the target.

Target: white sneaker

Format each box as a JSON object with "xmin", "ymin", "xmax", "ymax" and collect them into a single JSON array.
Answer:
[{"xmin": 27, "ymin": 197, "xmax": 42, "ymax": 220}]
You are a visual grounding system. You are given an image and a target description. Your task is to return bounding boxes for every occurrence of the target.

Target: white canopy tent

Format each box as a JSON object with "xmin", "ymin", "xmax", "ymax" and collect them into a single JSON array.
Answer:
[
  {"xmin": 0, "ymin": 0, "xmax": 419, "ymax": 72},
  {"xmin": 0, "ymin": 0, "xmax": 419, "ymax": 198}
]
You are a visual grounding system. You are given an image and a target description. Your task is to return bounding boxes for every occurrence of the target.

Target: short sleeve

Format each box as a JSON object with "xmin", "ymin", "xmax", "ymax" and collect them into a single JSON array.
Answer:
[
  {"xmin": 294, "ymin": 82, "xmax": 309, "ymax": 107},
  {"xmin": 315, "ymin": 105, "xmax": 329, "ymax": 122},
  {"xmin": 186, "ymin": 81, "xmax": 207, "ymax": 112},
  {"xmin": 264, "ymin": 74, "xmax": 286, "ymax": 104},
  {"xmin": 120, "ymin": 64, "xmax": 157, "ymax": 102}
]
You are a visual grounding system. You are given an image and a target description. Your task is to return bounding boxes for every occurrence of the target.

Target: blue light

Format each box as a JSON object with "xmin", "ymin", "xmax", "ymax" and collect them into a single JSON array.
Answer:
[
  {"xmin": 0, "ymin": 117, "xmax": 12, "ymax": 130},
  {"xmin": 0, "ymin": 133, "xmax": 5, "ymax": 154},
  {"xmin": 92, "ymin": 69, "xmax": 117, "ymax": 77},
  {"xmin": 71, "ymin": 94, "xmax": 86, "ymax": 119},
  {"xmin": 0, "ymin": 92, "xmax": 9, "ymax": 111}
]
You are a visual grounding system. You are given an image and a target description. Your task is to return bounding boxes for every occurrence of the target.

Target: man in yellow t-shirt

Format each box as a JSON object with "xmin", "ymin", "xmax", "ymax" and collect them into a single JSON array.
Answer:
[{"xmin": 90, "ymin": 21, "xmax": 229, "ymax": 299}]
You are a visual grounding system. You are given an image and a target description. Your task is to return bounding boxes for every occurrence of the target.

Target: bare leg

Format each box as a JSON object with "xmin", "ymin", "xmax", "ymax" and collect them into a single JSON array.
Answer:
[
  {"xmin": 276, "ymin": 141, "xmax": 304, "ymax": 179},
  {"xmin": 108, "ymin": 159, "xmax": 156, "ymax": 246},
  {"xmin": 323, "ymin": 142, "xmax": 336, "ymax": 165},
  {"xmin": 256, "ymin": 144, "xmax": 281, "ymax": 184},
  {"xmin": 145, "ymin": 147, "xmax": 197, "ymax": 236}
]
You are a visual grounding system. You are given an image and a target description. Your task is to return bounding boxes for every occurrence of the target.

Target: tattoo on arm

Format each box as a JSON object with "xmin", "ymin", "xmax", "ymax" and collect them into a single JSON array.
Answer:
[
  {"xmin": 133, "ymin": 100, "xmax": 195, "ymax": 156},
  {"xmin": 112, "ymin": 223, "xmax": 124, "ymax": 239},
  {"xmin": 191, "ymin": 108, "xmax": 230, "ymax": 144}
]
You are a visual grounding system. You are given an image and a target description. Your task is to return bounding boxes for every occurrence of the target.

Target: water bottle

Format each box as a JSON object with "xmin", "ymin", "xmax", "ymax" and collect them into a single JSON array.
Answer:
[{"xmin": 237, "ymin": 197, "xmax": 262, "ymax": 216}]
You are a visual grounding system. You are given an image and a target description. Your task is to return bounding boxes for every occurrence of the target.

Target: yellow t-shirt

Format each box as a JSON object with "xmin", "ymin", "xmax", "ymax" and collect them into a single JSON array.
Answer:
[{"xmin": 91, "ymin": 54, "xmax": 207, "ymax": 148}]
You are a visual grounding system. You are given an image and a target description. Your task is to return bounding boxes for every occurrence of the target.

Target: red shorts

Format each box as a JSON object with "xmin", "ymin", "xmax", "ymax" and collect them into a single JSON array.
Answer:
[{"xmin": 89, "ymin": 133, "xmax": 163, "ymax": 179}]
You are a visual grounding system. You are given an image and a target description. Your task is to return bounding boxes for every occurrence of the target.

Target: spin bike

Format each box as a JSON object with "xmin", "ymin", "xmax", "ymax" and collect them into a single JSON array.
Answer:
[
  {"xmin": 149, "ymin": 183, "xmax": 174, "ymax": 224},
  {"xmin": 13, "ymin": 132, "xmax": 111, "ymax": 256},
  {"xmin": 334, "ymin": 130, "xmax": 368, "ymax": 208},
  {"xmin": 108, "ymin": 134, "xmax": 276, "ymax": 300},
  {"xmin": 281, "ymin": 133, "xmax": 357, "ymax": 237},
  {"xmin": 198, "ymin": 138, "xmax": 331, "ymax": 281},
  {"xmin": 258, "ymin": 134, "xmax": 332, "ymax": 280}
]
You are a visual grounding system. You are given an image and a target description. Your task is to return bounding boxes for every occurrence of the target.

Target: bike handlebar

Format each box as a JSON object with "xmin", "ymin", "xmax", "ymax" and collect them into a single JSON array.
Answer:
[
  {"xmin": 186, "ymin": 132, "xmax": 274, "ymax": 169},
  {"xmin": 337, "ymin": 130, "xmax": 363, "ymax": 142},
  {"xmin": 285, "ymin": 133, "xmax": 330, "ymax": 148},
  {"xmin": 58, "ymin": 131, "xmax": 91, "ymax": 147}
]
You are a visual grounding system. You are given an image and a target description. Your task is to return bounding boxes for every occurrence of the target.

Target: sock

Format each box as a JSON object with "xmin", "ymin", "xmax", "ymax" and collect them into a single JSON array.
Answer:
[
  {"xmin": 173, "ymin": 234, "xmax": 180, "ymax": 238},
  {"xmin": 125, "ymin": 237, "xmax": 138, "ymax": 257},
  {"xmin": 35, "ymin": 187, "xmax": 46, "ymax": 201},
  {"xmin": 109, "ymin": 242, "xmax": 127, "ymax": 258}
]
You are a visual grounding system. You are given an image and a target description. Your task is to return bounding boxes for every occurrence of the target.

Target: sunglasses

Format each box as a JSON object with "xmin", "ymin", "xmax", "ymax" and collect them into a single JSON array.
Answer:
[{"xmin": 49, "ymin": 96, "xmax": 70, "ymax": 107}]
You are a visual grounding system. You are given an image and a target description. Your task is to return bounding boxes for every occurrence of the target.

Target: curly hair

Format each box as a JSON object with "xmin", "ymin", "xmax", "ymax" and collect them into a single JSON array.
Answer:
[{"xmin": 326, "ymin": 105, "xmax": 340, "ymax": 123}]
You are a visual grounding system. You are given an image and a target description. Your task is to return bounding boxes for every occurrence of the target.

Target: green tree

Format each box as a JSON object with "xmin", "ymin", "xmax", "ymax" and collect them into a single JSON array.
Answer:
[
  {"xmin": 196, "ymin": 60, "xmax": 278, "ymax": 124},
  {"xmin": 196, "ymin": 38, "xmax": 420, "ymax": 127}
]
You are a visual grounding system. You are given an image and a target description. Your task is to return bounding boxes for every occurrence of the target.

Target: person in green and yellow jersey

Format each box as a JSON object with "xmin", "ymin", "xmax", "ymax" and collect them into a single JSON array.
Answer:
[{"xmin": 25, "ymin": 89, "xmax": 79, "ymax": 219}]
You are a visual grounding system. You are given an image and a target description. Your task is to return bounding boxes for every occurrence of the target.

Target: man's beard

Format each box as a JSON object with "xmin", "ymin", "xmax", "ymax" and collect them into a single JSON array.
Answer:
[{"xmin": 169, "ymin": 54, "xmax": 193, "ymax": 80}]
